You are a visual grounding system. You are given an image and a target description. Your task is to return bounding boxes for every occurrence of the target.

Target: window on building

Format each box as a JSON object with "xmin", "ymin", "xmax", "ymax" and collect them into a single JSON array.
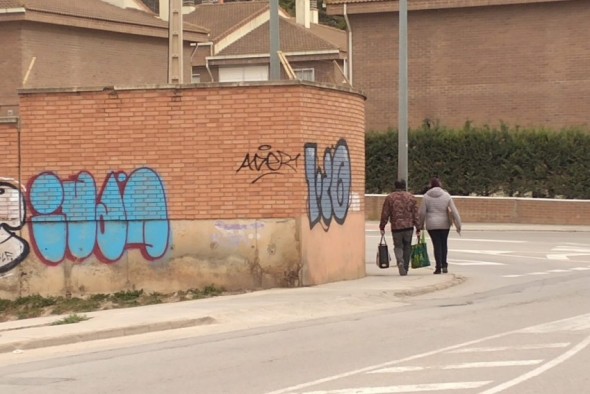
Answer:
[
  {"xmin": 191, "ymin": 67, "xmax": 200, "ymax": 83},
  {"xmin": 294, "ymin": 68, "xmax": 315, "ymax": 82},
  {"xmin": 218, "ymin": 66, "xmax": 269, "ymax": 82}
]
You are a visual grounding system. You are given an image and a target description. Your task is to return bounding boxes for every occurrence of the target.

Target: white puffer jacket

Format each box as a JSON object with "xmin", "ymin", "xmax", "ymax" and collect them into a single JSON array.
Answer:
[{"xmin": 419, "ymin": 187, "xmax": 462, "ymax": 231}]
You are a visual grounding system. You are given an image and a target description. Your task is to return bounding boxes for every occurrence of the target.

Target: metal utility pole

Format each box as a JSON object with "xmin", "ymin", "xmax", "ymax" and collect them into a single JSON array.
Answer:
[
  {"xmin": 168, "ymin": 0, "xmax": 183, "ymax": 84},
  {"xmin": 398, "ymin": 0, "xmax": 408, "ymax": 186},
  {"xmin": 269, "ymin": 0, "xmax": 280, "ymax": 80}
]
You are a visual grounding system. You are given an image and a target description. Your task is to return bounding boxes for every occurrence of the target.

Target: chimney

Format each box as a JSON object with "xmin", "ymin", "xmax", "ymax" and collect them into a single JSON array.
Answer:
[
  {"xmin": 295, "ymin": 0, "xmax": 310, "ymax": 29},
  {"xmin": 311, "ymin": 0, "xmax": 318, "ymax": 24},
  {"xmin": 159, "ymin": 0, "xmax": 169, "ymax": 20}
]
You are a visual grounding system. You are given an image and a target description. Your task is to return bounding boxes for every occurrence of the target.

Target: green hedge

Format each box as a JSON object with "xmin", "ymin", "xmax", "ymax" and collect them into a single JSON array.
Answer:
[{"xmin": 366, "ymin": 124, "xmax": 590, "ymax": 199}]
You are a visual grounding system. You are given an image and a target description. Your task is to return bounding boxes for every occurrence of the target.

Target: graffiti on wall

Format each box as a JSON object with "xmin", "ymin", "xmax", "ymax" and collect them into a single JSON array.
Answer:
[
  {"xmin": 304, "ymin": 139, "xmax": 351, "ymax": 230},
  {"xmin": 28, "ymin": 168, "xmax": 170, "ymax": 264},
  {"xmin": 0, "ymin": 180, "xmax": 30, "ymax": 274},
  {"xmin": 237, "ymin": 145, "xmax": 300, "ymax": 183}
]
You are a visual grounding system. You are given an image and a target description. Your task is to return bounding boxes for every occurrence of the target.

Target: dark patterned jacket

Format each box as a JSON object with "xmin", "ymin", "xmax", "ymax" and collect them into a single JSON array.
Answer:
[{"xmin": 379, "ymin": 191, "xmax": 421, "ymax": 232}]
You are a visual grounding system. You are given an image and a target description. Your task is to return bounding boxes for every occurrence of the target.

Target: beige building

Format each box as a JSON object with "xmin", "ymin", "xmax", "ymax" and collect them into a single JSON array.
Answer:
[
  {"xmin": 0, "ymin": 0, "xmax": 209, "ymax": 116},
  {"xmin": 1, "ymin": 0, "xmax": 349, "ymax": 117},
  {"xmin": 184, "ymin": 0, "xmax": 348, "ymax": 85},
  {"xmin": 326, "ymin": 0, "xmax": 590, "ymax": 131}
]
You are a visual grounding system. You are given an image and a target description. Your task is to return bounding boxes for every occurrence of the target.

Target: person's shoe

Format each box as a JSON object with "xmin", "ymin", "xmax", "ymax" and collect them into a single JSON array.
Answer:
[
  {"xmin": 442, "ymin": 267, "xmax": 448, "ymax": 274},
  {"xmin": 433, "ymin": 269, "xmax": 441, "ymax": 274},
  {"xmin": 397, "ymin": 263, "xmax": 407, "ymax": 276}
]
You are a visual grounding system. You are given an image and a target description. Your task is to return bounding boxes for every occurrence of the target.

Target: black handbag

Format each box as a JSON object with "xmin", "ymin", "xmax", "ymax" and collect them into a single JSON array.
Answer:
[{"xmin": 376, "ymin": 234, "xmax": 391, "ymax": 269}]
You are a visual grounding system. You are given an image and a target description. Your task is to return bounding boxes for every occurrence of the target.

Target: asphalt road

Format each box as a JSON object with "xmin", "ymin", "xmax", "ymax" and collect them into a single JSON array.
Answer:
[{"xmin": 0, "ymin": 228, "xmax": 589, "ymax": 394}]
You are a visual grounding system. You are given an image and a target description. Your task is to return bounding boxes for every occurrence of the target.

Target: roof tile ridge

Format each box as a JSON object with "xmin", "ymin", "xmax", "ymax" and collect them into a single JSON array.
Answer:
[
  {"xmin": 281, "ymin": 17, "xmax": 342, "ymax": 50},
  {"xmin": 214, "ymin": 3, "xmax": 270, "ymax": 42}
]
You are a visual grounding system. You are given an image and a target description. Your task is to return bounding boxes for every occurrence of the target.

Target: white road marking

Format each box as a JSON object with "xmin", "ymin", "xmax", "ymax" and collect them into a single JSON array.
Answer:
[
  {"xmin": 443, "ymin": 360, "xmax": 543, "ymax": 369},
  {"xmin": 296, "ymin": 381, "xmax": 492, "ymax": 394},
  {"xmin": 450, "ymin": 343, "xmax": 570, "ymax": 353},
  {"xmin": 370, "ymin": 360, "xmax": 543, "ymax": 374},
  {"xmin": 449, "ymin": 249, "xmax": 512, "ymax": 255},
  {"xmin": 520, "ymin": 313, "xmax": 590, "ymax": 333},
  {"xmin": 451, "ymin": 259, "xmax": 505, "ymax": 266},
  {"xmin": 265, "ymin": 314, "xmax": 590, "ymax": 394},
  {"xmin": 478, "ymin": 334, "xmax": 590, "ymax": 394},
  {"xmin": 504, "ymin": 267, "xmax": 590, "ymax": 278},
  {"xmin": 552, "ymin": 246, "xmax": 590, "ymax": 252},
  {"xmin": 453, "ymin": 238, "xmax": 526, "ymax": 243},
  {"xmin": 368, "ymin": 366, "xmax": 424, "ymax": 374},
  {"xmin": 547, "ymin": 253, "xmax": 590, "ymax": 260}
]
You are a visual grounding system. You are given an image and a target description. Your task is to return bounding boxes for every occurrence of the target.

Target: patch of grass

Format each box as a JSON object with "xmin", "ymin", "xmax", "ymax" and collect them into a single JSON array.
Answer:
[
  {"xmin": 188, "ymin": 285, "xmax": 225, "ymax": 299},
  {"xmin": 50, "ymin": 297, "xmax": 102, "ymax": 315},
  {"xmin": 0, "ymin": 285, "xmax": 227, "ymax": 322},
  {"xmin": 50, "ymin": 313, "xmax": 90, "ymax": 326},
  {"xmin": 110, "ymin": 289, "xmax": 144, "ymax": 306}
]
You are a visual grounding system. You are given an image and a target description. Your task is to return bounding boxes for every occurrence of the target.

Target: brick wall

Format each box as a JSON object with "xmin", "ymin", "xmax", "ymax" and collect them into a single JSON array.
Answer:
[
  {"xmin": 366, "ymin": 195, "xmax": 590, "ymax": 225},
  {"xmin": 18, "ymin": 83, "xmax": 365, "ymax": 220},
  {"xmin": 0, "ymin": 119, "xmax": 19, "ymax": 180},
  {"xmin": 350, "ymin": 1, "xmax": 590, "ymax": 131},
  {"xmin": 0, "ymin": 82, "xmax": 366, "ymax": 297}
]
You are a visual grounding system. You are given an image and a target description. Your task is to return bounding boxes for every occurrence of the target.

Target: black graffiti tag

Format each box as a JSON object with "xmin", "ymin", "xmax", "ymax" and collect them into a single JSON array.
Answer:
[{"xmin": 236, "ymin": 145, "xmax": 301, "ymax": 183}]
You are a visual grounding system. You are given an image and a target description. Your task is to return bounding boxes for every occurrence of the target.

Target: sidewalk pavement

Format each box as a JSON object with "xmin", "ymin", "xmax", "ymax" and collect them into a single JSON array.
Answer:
[
  {"xmin": 0, "ymin": 266, "xmax": 464, "ymax": 354},
  {"xmin": 1, "ymin": 222, "xmax": 588, "ymax": 355}
]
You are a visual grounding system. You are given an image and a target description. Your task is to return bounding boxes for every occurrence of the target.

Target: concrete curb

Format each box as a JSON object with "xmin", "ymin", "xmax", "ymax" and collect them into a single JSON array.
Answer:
[
  {"xmin": 0, "ymin": 316, "xmax": 216, "ymax": 354},
  {"xmin": 393, "ymin": 274, "xmax": 466, "ymax": 297},
  {"xmin": 0, "ymin": 274, "xmax": 464, "ymax": 354}
]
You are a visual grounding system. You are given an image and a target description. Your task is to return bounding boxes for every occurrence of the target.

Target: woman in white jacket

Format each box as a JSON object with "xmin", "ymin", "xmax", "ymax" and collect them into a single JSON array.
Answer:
[{"xmin": 419, "ymin": 177, "xmax": 462, "ymax": 274}]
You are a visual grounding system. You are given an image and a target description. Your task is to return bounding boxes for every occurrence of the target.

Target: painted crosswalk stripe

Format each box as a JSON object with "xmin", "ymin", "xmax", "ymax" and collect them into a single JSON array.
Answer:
[
  {"xmin": 451, "ymin": 259, "xmax": 505, "ymax": 266},
  {"xmin": 450, "ymin": 343, "xmax": 570, "ymax": 353},
  {"xmin": 370, "ymin": 360, "xmax": 542, "ymax": 374},
  {"xmin": 442, "ymin": 360, "xmax": 543, "ymax": 369},
  {"xmin": 454, "ymin": 238, "xmax": 525, "ymax": 243},
  {"xmin": 296, "ymin": 381, "xmax": 492, "ymax": 394}
]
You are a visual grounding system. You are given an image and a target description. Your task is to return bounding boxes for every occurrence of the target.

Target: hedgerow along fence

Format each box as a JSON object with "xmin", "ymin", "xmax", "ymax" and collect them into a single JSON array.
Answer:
[{"xmin": 366, "ymin": 124, "xmax": 590, "ymax": 199}]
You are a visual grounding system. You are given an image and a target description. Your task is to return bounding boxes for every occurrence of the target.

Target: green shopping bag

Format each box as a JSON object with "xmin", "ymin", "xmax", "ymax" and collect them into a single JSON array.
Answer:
[{"xmin": 411, "ymin": 233, "xmax": 431, "ymax": 269}]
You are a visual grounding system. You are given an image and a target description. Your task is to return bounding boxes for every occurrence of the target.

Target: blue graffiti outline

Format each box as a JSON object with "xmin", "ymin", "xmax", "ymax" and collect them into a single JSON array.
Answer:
[{"xmin": 304, "ymin": 139, "xmax": 352, "ymax": 231}]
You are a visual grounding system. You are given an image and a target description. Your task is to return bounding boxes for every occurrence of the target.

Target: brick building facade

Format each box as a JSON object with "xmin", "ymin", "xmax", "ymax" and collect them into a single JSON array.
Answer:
[{"xmin": 327, "ymin": 0, "xmax": 590, "ymax": 131}]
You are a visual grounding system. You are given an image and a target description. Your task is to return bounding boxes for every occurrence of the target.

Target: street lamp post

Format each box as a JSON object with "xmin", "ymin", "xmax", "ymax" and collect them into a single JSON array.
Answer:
[
  {"xmin": 269, "ymin": 0, "xmax": 280, "ymax": 80},
  {"xmin": 398, "ymin": 0, "xmax": 408, "ymax": 188}
]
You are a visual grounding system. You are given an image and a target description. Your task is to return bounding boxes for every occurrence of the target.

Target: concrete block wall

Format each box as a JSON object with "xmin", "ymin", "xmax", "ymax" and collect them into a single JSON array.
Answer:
[
  {"xmin": 366, "ymin": 195, "xmax": 590, "ymax": 225},
  {"xmin": 0, "ymin": 82, "xmax": 367, "ymax": 299}
]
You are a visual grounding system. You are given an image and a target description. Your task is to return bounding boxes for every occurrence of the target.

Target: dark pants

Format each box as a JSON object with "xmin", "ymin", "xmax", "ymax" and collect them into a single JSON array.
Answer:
[
  {"xmin": 391, "ymin": 228, "xmax": 414, "ymax": 272},
  {"xmin": 427, "ymin": 229, "xmax": 450, "ymax": 271}
]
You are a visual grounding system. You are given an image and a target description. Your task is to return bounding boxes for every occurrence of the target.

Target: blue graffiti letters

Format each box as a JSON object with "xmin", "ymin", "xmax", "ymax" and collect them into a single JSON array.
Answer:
[
  {"xmin": 29, "ymin": 168, "xmax": 170, "ymax": 264},
  {"xmin": 304, "ymin": 139, "xmax": 351, "ymax": 230}
]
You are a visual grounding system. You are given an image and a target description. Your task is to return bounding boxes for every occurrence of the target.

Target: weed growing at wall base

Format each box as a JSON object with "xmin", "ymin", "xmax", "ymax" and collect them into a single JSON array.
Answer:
[{"xmin": 0, "ymin": 285, "xmax": 226, "ymax": 322}]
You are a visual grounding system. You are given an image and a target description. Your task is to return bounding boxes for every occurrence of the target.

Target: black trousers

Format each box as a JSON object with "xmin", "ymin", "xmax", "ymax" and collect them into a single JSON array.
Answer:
[{"xmin": 427, "ymin": 229, "xmax": 450, "ymax": 270}]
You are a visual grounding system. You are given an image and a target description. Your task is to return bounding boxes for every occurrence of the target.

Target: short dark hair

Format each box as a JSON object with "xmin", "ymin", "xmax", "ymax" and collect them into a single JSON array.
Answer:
[
  {"xmin": 394, "ymin": 179, "xmax": 406, "ymax": 190},
  {"xmin": 430, "ymin": 177, "xmax": 442, "ymax": 188}
]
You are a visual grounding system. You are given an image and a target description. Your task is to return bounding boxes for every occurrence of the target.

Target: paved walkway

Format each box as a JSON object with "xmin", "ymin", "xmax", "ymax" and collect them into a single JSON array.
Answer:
[
  {"xmin": 0, "ymin": 267, "xmax": 463, "ymax": 354},
  {"xmin": 1, "ymin": 223, "xmax": 588, "ymax": 354}
]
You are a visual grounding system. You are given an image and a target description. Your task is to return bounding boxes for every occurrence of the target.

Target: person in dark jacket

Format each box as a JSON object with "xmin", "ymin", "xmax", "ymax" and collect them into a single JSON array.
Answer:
[
  {"xmin": 379, "ymin": 179, "xmax": 421, "ymax": 276},
  {"xmin": 419, "ymin": 177, "xmax": 462, "ymax": 274}
]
